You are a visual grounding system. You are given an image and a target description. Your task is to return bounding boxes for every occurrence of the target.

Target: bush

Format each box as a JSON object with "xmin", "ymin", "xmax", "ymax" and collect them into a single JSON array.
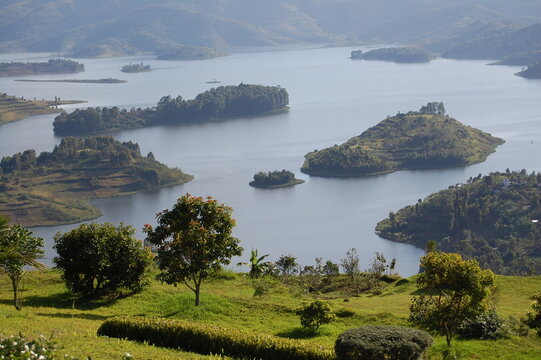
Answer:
[
  {"xmin": 335, "ymin": 326, "xmax": 433, "ymax": 360},
  {"xmin": 458, "ymin": 308, "xmax": 509, "ymax": 339},
  {"xmin": 295, "ymin": 300, "xmax": 336, "ymax": 332},
  {"xmin": 98, "ymin": 316, "xmax": 334, "ymax": 360},
  {"xmin": 0, "ymin": 334, "xmax": 54, "ymax": 360},
  {"xmin": 252, "ymin": 276, "xmax": 278, "ymax": 297},
  {"xmin": 525, "ymin": 292, "xmax": 541, "ymax": 336}
]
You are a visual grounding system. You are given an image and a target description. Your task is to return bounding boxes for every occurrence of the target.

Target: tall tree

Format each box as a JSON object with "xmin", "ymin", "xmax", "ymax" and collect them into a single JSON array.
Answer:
[{"xmin": 144, "ymin": 194, "xmax": 243, "ymax": 306}]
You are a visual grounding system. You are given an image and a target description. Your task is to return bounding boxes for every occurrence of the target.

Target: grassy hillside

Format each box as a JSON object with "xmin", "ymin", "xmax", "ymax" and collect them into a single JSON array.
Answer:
[{"xmin": 1, "ymin": 269, "xmax": 540, "ymax": 359}]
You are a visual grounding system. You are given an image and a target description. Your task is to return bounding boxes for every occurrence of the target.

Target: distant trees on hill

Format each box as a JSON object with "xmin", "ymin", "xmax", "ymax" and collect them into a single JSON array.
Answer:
[{"xmin": 0, "ymin": 59, "xmax": 84, "ymax": 77}]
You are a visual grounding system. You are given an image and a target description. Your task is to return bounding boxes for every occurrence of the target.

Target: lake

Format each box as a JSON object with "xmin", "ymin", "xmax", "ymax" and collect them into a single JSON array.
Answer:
[{"xmin": 1, "ymin": 45, "xmax": 540, "ymax": 276}]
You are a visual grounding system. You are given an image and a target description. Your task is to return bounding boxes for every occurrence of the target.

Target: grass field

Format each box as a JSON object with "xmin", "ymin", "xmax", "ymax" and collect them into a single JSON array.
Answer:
[{"xmin": 1, "ymin": 269, "xmax": 540, "ymax": 359}]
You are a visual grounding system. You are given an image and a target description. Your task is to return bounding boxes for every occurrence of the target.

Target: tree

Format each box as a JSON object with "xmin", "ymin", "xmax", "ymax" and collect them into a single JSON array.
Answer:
[
  {"xmin": 237, "ymin": 249, "xmax": 270, "ymax": 278},
  {"xmin": 275, "ymin": 254, "xmax": 298, "ymax": 276},
  {"xmin": 144, "ymin": 194, "xmax": 242, "ymax": 306},
  {"xmin": 295, "ymin": 300, "xmax": 335, "ymax": 332},
  {"xmin": 54, "ymin": 222, "xmax": 151, "ymax": 296},
  {"xmin": 409, "ymin": 252, "xmax": 495, "ymax": 346},
  {"xmin": 341, "ymin": 248, "xmax": 360, "ymax": 279},
  {"xmin": 524, "ymin": 292, "xmax": 541, "ymax": 336},
  {"xmin": 0, "ymin": 217, "xmax": 45, "ymax": 310}
]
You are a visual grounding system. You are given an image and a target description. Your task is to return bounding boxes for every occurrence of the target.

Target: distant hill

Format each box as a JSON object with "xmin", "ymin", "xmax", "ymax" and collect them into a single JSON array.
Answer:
[
  {"xmin": 351, "ymin": 47, "xmax": 435, "ymax": 63},
  {"xmin": 492, "ymin": 49, "xmax": 541, "ymax": 66},
  {"xmin": 301, "ymin": 102, "xmax": 503, "ymax": 177},
  {"xmin": 515, "ymin": 62, "xmax": 541, "ymax": 79}
]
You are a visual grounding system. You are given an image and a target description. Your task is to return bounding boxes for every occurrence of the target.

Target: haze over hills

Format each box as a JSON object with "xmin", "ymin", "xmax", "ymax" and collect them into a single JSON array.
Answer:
[{"xmin": 1, "ymin": 0, "xmax": 541, "ymax": 57}]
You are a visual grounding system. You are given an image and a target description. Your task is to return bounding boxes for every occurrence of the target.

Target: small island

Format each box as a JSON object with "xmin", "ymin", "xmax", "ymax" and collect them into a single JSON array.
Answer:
[
  {"xmin": 0, "ymin": 136, "xmax": 192, "ymax": 226},
  {"xmin": 515, "ymin": 62, "xmax": 541, "ymax": 79},
  {"xmin": 121, "ymin": 62, "xmax": 151, "ymax": 73},
  {"xmin": 0, "ymin": 93, "xmax": 84, "ymax": 126},
  {"xmin": 15, "ymin": 78, "xmax": 127, "ymax": 84},
  {"xmin": 156, "ymin": 45, "xmax": 227, "ymax": 60},
  {"xmin": 53, "ymin": 84, "xmax": 289, "ymax": 135},
  {"xmin": 351, "ymin": 47, "xmax": 435, "ymax": 63},
  {"xmin": 301, "ymin": 102, "xmax": 504, "ymax": 177},
  {"xmin": 375, "ymin": 170, "xmax": 541, "ymax": 275},
  {"xmin": 249, "ymin": 170, "xmax": 304, "ymax": 188},
  {"xmin": 0, "ymin": 59, "xmax": 84, "ymax": 77}
]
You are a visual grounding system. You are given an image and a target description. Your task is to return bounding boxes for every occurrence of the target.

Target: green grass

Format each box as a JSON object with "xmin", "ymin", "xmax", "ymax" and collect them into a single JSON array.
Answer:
[{"xmin": 1, "ymin": 270, "xmax": 540, "ymax": 359}]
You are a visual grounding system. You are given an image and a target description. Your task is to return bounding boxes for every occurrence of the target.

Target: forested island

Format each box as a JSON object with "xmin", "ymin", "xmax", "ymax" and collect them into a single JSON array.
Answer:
[
  {"xmin": 0, "ymin": 136, "xmax": 192, "ymax": 226},
  {"xmin": 0, "ymin": 93, "xmax": 83, "ymax": 126},
  {"xmin": 515, "ymin": 62, "xmax": 541, "ymax": 79},
  {"xmin": 156, "ymin": 45, "xmax": 227, "ymax": 60},
  {"xmin": 249, "ymin": 170, "xmax": 304, "ymax": 188},
  {"xmin": 16, "ymin": 78, "xmax": 126, "ymax": 84},
  {"xmin": 121, "ymin": 62, "xmax": 151, "ymax": 73},
  {"xmin": 376, "ymin": 170, "xmax": 541, "ymax": 275},
  {"xmin": 351, "ymin": 47, "xmax": 435, "ymax": 63},
  {"xmin": 301, "ymin": 103, "xmax": 503, "ymax": 177},
  {"xmin": 0, "ymin": 59, "xmax": 84, "ymax": 77},
  {"xmin": 53, "ymin": 84, "xmax": 289, "ymax": 135}
]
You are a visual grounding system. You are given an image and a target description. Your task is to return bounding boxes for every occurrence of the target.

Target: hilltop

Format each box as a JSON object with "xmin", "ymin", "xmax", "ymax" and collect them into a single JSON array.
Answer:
[
  {"xmin": 301, "ymin": 103, "xmax": 503, "ymax": 177},
  {"xmin": 0, "ymin": 136, "xmax": 192, "ymax": 226}
]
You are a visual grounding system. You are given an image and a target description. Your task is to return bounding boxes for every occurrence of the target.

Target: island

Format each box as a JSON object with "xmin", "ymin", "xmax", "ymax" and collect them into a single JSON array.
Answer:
[
  {"xmin": 515, "ymin": 62, "xmax": 541, "ymax": 79},
  {"xmin": 375, "ymin": 170, "xmax": 541, "ymax": 275},
  {"xmin": 0, "ymin": 93, "xmax": 84, "ymax": 126},
  {"xmin": 121, "ymin": 62, "xmax": 151, "ymax": 73},
  {"xmin": 249, "ymin": 170, "xmax": 304, "ymax": 188},
  {"xmin": 301, "ymin": 102, "xmax": 504, "ymax": 177},
  {"xmin": 351, "ymin": 47, "xmax": 435, "ymax": 63},
  {"xmin": 0, "ymin": 136, "xmax": 192, "ymax": 226},
  {"xmin": 53, "ymin": 84, "xmax": 290, "ymax": 135},
  {"xmin": 15, "ymin": 78, "xmax": 127, "ymax": 84},
  {"xmin": 156, "ymin": 45, "xmax": 227, "ymax": 60},
  {"xmin": 0, "ymin": 59, "xmax": 84, "ymax": 77}
]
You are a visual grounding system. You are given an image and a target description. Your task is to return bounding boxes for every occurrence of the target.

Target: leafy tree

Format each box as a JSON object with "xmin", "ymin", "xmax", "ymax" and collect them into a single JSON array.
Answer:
[
  {"xmin": 144, "ymin": 194, "xmax": 243, "ymax": 306},
  {"xmin": 295, "ymin": 300, "xmax": 335, "ymax": 332},
  {"xmin": 524, "ymin": 292, "xmax": 541, "ymax": 336},
  {"xmin": 54, "ymin": 222, "xmax": 151, "ymax": 296},
  {"xmin": 275, "ymin": 254, "xmax": 298, "ymax": 276},
  {"xmin": 0, "ymin": 216, "xmax": 44, "ymax": 310},
  {"xmin": 322, "ymin": 260, "xmax": 340, "ymax": 276},
  {"xmin": 409, "ymin": 252, "xmax": 495, "ymax": 346},
  {"xmin": 341, "ymin": 248, "xmax": 360, "ymax": 279},
  {"xmin": 237, "ymin": 248, "xmax": 270, "ymax": 278}
]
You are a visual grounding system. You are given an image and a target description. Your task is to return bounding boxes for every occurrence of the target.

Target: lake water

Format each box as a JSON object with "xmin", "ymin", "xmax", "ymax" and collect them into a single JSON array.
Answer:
[{"xmin": 1, "ymin": 46, "xmax": 540, "ymax": 276}]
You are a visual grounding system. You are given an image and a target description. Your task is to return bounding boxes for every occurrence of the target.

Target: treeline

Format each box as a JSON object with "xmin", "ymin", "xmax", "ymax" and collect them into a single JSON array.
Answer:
[
  {"xmin": 0, "ymin": 59, "xmax": 84, "ymax": 77},
  {"xmin": 250, "ymin": 170, "xmax": 302, "ymax": 188},
  {"xmin": 376, "ymin": 170, "xmax": 541, "ymax": 275},
  {"xmin": 351, "ymin": 47, "xmax": 435, "ymax": 63},
  {"xmin": 121, "ymin": 62, "xmax": 151, "ymax": 73},
  {"xmin": 53, "ymin": 84, "xmax": 289, "ymax": 135}
]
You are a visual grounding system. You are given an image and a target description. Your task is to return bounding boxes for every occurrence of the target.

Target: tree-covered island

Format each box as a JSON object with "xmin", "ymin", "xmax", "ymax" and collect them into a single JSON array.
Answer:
[
  {"xmin": 301, "ymin": 102, "xmax": 504, "ymax": 177},
  {"xmin": 249, "ymin": 170, "xmax": 304, "ymax": 188},
  {"xmin": 376, "ymin": 170, "xmax": 541, "ymax": 275},
  {"xmin": 121, "ymin": 62, "xmax": 151, "ymax": 73},
  {"xmin": 53, "ymin": 84, "xmax": 289, "ymax": 135},
  {"xmin": 0, "ymin": 136, "xmax": 192, "ymax": 226},
  {"xmin": 0, "ymin": 59, "xmax": 84, "ymax": 77},
  {"xmin": 351, "ymin": 47, "xmax": 436, "ymax": 63}
]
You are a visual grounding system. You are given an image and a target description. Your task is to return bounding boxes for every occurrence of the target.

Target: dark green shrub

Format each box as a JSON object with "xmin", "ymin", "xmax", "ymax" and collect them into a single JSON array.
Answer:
[
  {"xmin": 335, "ymin": 326, "xmax": 433, "ymax": 360},
  {"xmin": 98, "ymin": 316, "xmax": 334, "ymax": 360},
  {"xmin": 525, "ymin": 292, "xmax": 541, "ymax": 336},
  {"xmin": 296, "ymin": 300, "xmax": 336, "ymax": 332},
  {"xmin": 458, "ymin": 308, "xmax": 509, "ymax": 339}
]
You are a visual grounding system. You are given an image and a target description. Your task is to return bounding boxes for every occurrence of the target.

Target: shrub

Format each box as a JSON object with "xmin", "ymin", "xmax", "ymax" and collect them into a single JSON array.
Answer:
[
  {"xmin": 0, "ymin": 334, "xmax": 54, "ymax": 360},
  {"xmin": 295, "ymin": 300, "xmax": 336, "ymax": 332},
  {"xmin": 524, "ymin": 292, "xmax": 541, "ymax": 336},
  {"xmin": 458, "ymin": 308, "xmax": 509, "ymax": 339},
  {"xmin": 98, "ymin": 317, "xmax": 334, "ymax": 360},
  {"xmin": 252, "ymin": 276, "xmax": 278, "ymax": 297},
  {"xmin": 334, "ymin": 326, "xmax": 433, "ymax": 360}
]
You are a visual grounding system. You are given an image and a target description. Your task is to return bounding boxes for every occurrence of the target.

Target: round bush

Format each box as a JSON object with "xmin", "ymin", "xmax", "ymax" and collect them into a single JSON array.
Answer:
[{"xmin": 335, "ymin": 325, "xmax": 433, "ymax": 360}]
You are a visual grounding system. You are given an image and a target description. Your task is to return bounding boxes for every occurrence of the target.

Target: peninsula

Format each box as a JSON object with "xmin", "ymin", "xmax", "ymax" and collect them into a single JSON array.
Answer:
[
  {"xmin": 376, "ymin": 170, "xmax": 541, "ymax": 275},
  {"xmin": 0, "ymin": 136, "xmax": 192, "ymax": 226},
  {"xmin": 301, "ymin": 102, "xmax": 503, "ymax": 177},
  {"xmin": 53, "ymin": 84, "xmax": 289, "ymax": 135},
  {"xmin": 515, "ymin": 62, "xmax": 541, "ymax": 79},
  {"xmin": 351, "ymin": 47, "xmax": 435, "ymax": 63},
  {"xmin": 0, "ymin": 59, "xmax": 84, "ymax": 77},
  {"xmin": 249, "ymin": 170, "xmax": 304, "ymax": 188}
]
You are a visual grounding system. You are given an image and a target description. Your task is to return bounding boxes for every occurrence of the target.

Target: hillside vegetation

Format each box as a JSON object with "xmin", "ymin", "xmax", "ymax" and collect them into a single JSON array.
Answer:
[
  {"xmin": 351, "ymin": 47, "xmax": 435, "ymax": 63},
  {"xmin": 376, "ymin": 170, "xmax": 541, "ymax": 275},
  {"xmin": 0, "ymin": 136, "xmax": 192, "ymax": 226},
  {"xmin": 301, "ymin": 103, "xmax": 503, "ymax": 177},
  {"xmin": 0, "ymin": 59, "xmax": 84, "ymax": 77}
]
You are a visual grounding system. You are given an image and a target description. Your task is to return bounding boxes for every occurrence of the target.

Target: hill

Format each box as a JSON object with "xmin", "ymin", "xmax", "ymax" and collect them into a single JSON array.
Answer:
[
  {"xmin": 376, "ymin": 170, "xmax": 541, "ymax": 275},
  {"xmin": 0, "ymin": 136, "xmax": 192, "ymax": 226},
  {"xmin": 515, "ymin": 62, "xmax": 541, "ymax": 78},
  {"xmin": 351, "ymin": 47, "xmax": 435, "ymax": 63},
  {"xmin": 53, "ymin": 84, "xmax": 289, "ymax": 135},
  {"xmin": 301, "ymin": 103, "xmax": 503, "ymax": 177}
]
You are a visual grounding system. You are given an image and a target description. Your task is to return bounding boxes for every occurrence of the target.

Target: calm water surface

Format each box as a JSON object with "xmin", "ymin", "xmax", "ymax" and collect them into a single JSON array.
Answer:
[{"xmin": 1, "ymin": 46, "xmax": 540, "ymax": 276}]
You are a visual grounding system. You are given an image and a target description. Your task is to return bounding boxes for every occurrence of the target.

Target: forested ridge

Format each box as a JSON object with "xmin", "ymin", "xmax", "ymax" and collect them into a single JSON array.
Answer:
[
  {"xmin": 351, "ymin": 47, "xmax": 435, "ymax": 63},
  {"xmin": 301, "ymin": 103, "xmax": 503, "ymax": 177},
  {"xmin": 0, "ymin": 59, "xmax": 84, "ymax": 77},
  {"xmin": 53, "ymin": 84, "xmax": 289, "ymax": 135},
  {"xmin": 376, "ymin": 170, "xmax": 541, "ymax": 275}
]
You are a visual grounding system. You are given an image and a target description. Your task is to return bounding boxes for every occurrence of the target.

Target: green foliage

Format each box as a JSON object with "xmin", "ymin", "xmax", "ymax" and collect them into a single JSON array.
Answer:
[
  {"xmin": 144, "ymin": 194, "xmax": 243, "ymax": 305},
  {"xmin": 334, "ymin": 325, "xmax": 433, "ymax": 360},
  {"xmin": 0, "ymin": 59, "xmax": 84, "ymax": 77},
  {"xmin": 351, "ymin": 47, "xmax": 435, "ymax": 63},
  {"xmin": 295, "ymin": 300, "xmax": 336, "ymax": 332},
  {"xmin": 276, "ymin": 254, "xmax": 299, "ymax": 277},
  {"xmin": 0, "ymin": 334, "xmax": 55, "ymax": 360},
  {"xmin": 410, "ymin": 252, "xmax": 495, "ymax": 346},
  {"xmin": 376, "ymin": 170, "xmax": 541, "ymax": 275},
  {"xmin": 458, "ymin": 307, "xmax": 509, "ymax": 340},
  {"xmin": 340, "ymin": 248, "xmax": 360, "ymax": 279},
  {"xmin": 53, "ymin": 222, "xmax": 152, "ymax": 296},
  {"xmin": 251, "ymin": 276, "xmax": 278, "ymax": 297},
  {"xmin": 53, "ymin": 84, "xmax": 289, "ymax": 135},
  {"xmin": 97, "ymin": 316, "xmax": 335, "ymax": 360},
  {"xmin": 250, "ymin": 170, "xmax": 303, "ymax": 188},
  {"xmin": 301, "ymin": 103, "xmax": 503, "ymax": 177},
  {"xmin": 524, "ymin": 292, "xmax": 541, "ymax": 336},
  {"xmin": 237, "ymin": 249, "xmax": 270, "ymax": 278}
]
